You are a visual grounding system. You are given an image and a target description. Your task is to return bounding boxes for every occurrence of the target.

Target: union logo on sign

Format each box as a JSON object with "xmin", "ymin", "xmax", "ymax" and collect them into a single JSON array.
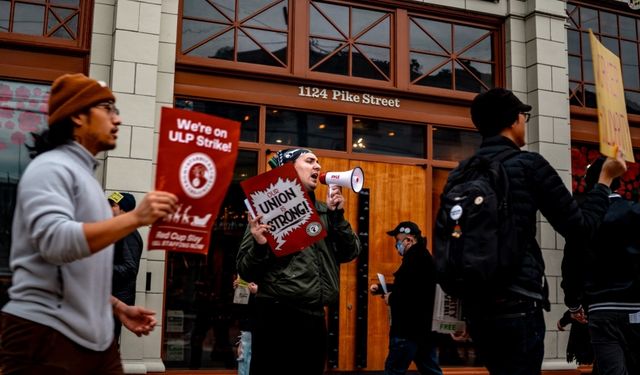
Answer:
[{"xmin": 179, "ymin": 152, "xmax": 216, "ymax": 198}]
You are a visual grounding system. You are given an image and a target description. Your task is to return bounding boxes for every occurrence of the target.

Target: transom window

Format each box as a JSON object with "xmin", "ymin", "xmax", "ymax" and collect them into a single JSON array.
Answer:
[
  {"xmin": 180, "ymin": 0, "xmax": 289, "ymax": 67},
  {"xmin": 309, "ymin": 1, "xmax": 392, "ymax": 81},
  {"xmin": 409, "ymin": 15, "xmax": 495, "ymax": 93},
  {"xmin": 567, "ymin": 2, "xmax": 640, "ymax": 114},
  {"xmin": 0, "ymin": 0, "xmax": 81, "ymax": 41}
]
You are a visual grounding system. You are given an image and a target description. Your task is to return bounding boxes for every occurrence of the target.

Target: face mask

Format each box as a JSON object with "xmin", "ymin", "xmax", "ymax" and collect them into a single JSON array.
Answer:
[{"xmin": 395, "ymin": 240, "xmax": 405, "ymax": 256}]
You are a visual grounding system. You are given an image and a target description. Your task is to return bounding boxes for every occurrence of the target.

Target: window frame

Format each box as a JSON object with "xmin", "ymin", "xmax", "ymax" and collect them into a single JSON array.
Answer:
[{"xmin": 175, "ymin": 0, "xmax": 505, "ymax": 101}]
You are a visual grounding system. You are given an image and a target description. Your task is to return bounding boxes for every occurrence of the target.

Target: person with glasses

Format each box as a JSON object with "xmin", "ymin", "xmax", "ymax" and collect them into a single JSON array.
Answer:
[
  {"xmin": 437, "ymin": 88, "xmax": 627, "ymax": 375},
  {"xmin": 370, "ymin": 221, "xmax": 443, "ymax": 375},
  {"xmin": 0, "ymin": 73, "xmax": 178, "ymax": 374}
]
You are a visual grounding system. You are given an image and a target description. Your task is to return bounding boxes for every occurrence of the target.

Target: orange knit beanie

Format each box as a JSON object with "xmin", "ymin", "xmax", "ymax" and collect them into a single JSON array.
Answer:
[{"xmin": 48, "ymin": 73, "xmax": 115, "ymax": 127}]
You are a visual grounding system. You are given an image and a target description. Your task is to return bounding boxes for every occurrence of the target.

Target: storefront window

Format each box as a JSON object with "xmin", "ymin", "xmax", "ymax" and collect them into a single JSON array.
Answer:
[
  {"xmin": 352, "ymin": 117, "xmax": 425, "ymax": 158},
  {"xmin": 433, "ymin": 127, "xmax": 481, "ymax": 161},
  {"xmin": 409, "ymin": 16, "xmax": 495, "ymax": 93},
  {"xmin": 0, "ymin": 79, "xmax": 50, "ymax": 306},
  {"xmin": 1, "ymin": 0, "xmax": 81, "ymax": 40},
  {"xmin": 265, "ymin": 107, "xmax": 346, "ymax": 150},
  {"xmin": 309, "ymin": 1, "xmax": 392, "ymax": 81},
  {"xmin": 180, "ymin": 0, "xmax": 289, "ymax": 67},
  {"xmin": 163, "ymin": 149, "xmax": 257, "ymax": 370},
  {"xmin": 175, "ymin": 98, "xmax": 259, "ymax": 142},
  {"xmin": 567, "ymin": 3, "xmax": 640, "ymax": 114},
  {"xmin": 571, "ymin": 142, "xmax": 640, "ymax": 200}
]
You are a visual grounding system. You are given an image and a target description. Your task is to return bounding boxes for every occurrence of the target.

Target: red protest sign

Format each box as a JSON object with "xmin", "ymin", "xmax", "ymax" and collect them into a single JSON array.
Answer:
[
  {"xmin": 241, "ymin": 163, "xmax": 327, "ymax": 257},
  {"xmin": 149, "ymin": 107, "xmax": 240, "ymax": 253}
]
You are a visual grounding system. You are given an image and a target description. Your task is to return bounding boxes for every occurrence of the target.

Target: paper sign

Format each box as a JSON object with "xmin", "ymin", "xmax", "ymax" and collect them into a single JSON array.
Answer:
[
  {"xmin": 432, "ymin": 285, "xmax": 466, "ymax": 334},
  {"xmin": 589, "ymin": 30, "xmax": 635, "ymax": 163},
  {"xmin": 241, "ymin": 163, "xmax": 327, "ymax": 257},
  {"xmin": 149, "ymin": 107, "xmax": 240, "ymax": 253},
  {"xmin": 377, "ymin": 273, "xmax": 388, "ymax": 294}
]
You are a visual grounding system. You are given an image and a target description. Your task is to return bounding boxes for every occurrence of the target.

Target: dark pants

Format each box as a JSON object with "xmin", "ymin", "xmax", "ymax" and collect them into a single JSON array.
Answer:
[
  {"xmin": 466, "ymin": 302, "xmax": 545, "ymax": 375},
  {"xmin": 0, "ymin": 312, "xmax": 123, "ymax": 375},
  {"xmin": 250, "ymin": 301, "xmax": 327, "ymax": 375},
  {"xmin": 384, "ymin": 335, "xmax": 443, "ymax": 375},
  {"xmin": 589, "ymin": 310, "xmax": 640, "ymax": 375}
]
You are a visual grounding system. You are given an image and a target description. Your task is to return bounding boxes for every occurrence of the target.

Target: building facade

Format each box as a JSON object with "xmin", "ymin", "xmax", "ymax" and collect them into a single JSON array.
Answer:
[{"xmin": 1, "ymin": 0, "xmax": 640, "ymax": 373}]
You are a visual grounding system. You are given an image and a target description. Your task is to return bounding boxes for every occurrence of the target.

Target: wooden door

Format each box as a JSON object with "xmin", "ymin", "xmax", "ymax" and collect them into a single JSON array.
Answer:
[{"xmin": 318, "ymin": 157, "xmax": 430, "ymax": 370}]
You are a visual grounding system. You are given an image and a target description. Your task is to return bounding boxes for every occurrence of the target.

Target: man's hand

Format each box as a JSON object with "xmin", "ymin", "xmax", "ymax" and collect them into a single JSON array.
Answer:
[
  {"xmin": 113, "ymin": 298, "xmax": 157, "ymax": 337},
  {"xmin": 570, "ymin": 307, "xmax": 588, "ymax": 324},
  {"xmin": 326, "ymin": 185, "xmax": 345, "ymax": 211},
  {"xmin": 248, "ymin": 214, "xmax": 270, "ymax": 245},
  {"xmin": 599, "ymin": 147, "xmax": 627, "ymax": 186},
  {"xmin": 134, "ymin": 191, "xmax": 178, "ymax": 225}
]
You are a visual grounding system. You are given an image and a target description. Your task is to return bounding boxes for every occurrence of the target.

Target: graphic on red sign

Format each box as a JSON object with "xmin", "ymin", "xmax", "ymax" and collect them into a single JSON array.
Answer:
[
  {"xmin": 241, "ymin": 164, "xmax": 327, "ymax": 257},
  {"xmin": 149, "ymin": 107, "xmax": 240, "ymax": 253}
]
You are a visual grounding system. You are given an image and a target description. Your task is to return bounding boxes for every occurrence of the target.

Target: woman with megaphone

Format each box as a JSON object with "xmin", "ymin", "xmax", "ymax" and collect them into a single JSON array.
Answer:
[{"xmin": 236, "ymin": 148, "xmax": 361, "ymax": 375}]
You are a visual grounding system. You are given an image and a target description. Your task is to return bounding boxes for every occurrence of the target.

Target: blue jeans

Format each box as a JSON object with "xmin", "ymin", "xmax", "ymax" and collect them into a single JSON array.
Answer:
[
  {"xmin": 589, "ymin": 310, "xmax": 640, "ymax": 375},
  {"xmin": 467, "ymin": 306, "xmax": 545, "ymax": 375},
  {"xmin": 237, "ymin": 331, "xmax": 252, "ymax": 375},
  {"xmin": 384, "ymin": 336, "xmax": 443, "ymax": 375}
]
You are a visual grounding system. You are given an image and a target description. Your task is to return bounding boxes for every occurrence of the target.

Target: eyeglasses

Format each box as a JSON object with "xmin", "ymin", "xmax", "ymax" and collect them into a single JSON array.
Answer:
[
  {"xmin": 520, "ymin": 112, "xmax": 531, "ymax": 123},
  {"xmin": 95, "ymin": 102, "xmax": 120, "ymax": 117}
]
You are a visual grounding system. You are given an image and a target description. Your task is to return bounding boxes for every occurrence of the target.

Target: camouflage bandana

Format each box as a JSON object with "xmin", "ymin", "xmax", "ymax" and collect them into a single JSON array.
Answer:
[{"xmin": 268, "ymin": 148, "xmax": 312, "ymax": 169}]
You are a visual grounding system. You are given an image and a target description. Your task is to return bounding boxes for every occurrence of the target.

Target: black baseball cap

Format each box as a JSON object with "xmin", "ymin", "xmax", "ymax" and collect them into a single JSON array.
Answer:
[{"xmin": 386, "ymin": 221, "xmax": 422, "ymax": 237}]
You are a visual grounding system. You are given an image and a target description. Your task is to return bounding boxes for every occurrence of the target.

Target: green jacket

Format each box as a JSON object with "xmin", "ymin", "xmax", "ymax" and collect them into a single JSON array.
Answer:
[{"xmin": 237, "ymin": 200, "xmax": 361, "ymax": 315}]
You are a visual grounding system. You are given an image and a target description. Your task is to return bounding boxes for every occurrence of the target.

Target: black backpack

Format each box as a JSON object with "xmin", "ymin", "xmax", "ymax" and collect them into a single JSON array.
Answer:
[{"xmin": 434, "ymin": 149, "xmax": 520, "ymax": 300}]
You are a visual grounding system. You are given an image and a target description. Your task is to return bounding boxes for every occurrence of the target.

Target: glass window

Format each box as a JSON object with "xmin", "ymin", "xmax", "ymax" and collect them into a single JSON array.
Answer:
[
  {"xmin": 180, "ymin": 0, "xmax": 289, "ymax": 68},
  {"xmin": 163, "ymin": 150, "xmax": 258, "ymax": 370},
  {"xmin": 1, "ymin": 0, "xmax": 81, "ymax": 41},
  {"xmin": 309, "ymin": 1, "xmax": 392, "ymax": 81},
  {"xmin": 409, "ymin": 15, "xmax": 495, "ymax": 93},
  {"xmin": 352, "ymin": 118, "xmax": 425, "ymax": 158},
  {"xmin": 0, "ymin": 79, "xmax": 50, "ymax": 306},
  {"xmin": 175, "ymin": 98, "xmax": 259, "ymax": 143},
  {"xmin": 571, "ymin": 143, "xmax": 640, "ymax": 201},
  {"xmin": 433, "ymin": 127, "xmax": 481, "ymax": 161},
  {"xmin": 265, "ymin": 108, "xmax": 346, "ymax": 150},
  {"xmin": 567, "ymin": 3, "xmax": 640, "ymax": 114}
]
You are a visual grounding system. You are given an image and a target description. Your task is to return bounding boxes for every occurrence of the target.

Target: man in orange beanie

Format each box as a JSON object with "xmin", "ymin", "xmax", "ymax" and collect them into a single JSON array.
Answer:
[{"xmin": 0, "ymin": 73, "xmax": 178, "ymax": 374}]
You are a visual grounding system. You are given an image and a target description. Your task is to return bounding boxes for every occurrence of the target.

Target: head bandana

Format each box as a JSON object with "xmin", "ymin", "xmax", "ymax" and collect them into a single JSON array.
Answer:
[{"xmin": 268, "ymin": 148, "xmax": 312, "ymax": 169}]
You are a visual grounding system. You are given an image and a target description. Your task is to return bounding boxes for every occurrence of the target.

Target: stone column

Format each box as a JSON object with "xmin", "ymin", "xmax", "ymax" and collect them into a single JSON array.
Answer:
[
  {"xmin": 89, "ymin": 0, "xmax": 179, "ymax": 372},
  {"xmin": 507, "ymin": 0, "xmax": 574, "ymax": 368}
]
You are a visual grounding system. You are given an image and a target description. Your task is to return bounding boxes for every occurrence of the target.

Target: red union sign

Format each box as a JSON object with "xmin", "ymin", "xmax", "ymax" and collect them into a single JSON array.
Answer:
[{"xmin": 149, "ymin": 107, "xmax": 240, "ymax": 253}]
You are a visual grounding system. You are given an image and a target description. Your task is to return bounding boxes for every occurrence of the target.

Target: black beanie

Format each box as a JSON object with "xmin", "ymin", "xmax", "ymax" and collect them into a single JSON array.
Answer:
[
  {"xmin": 471, "ymin": 88, "xmax": 532, "ymax": 136},
  {"xmin": 108, "ymin": 192, "xmax": 136, "ymax": 212}
]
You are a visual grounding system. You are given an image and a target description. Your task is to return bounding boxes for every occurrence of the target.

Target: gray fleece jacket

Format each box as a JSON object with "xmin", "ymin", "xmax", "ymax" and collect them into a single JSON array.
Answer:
[{"xmin": 3, "ymin": 141, "xmax": 115, "ymax": 351}]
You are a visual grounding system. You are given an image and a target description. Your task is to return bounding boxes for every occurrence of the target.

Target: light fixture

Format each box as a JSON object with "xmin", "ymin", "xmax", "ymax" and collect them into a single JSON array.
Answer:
[
  {"xmin": 388, "ymin": 131, "xmax": 395, "ymax": 137},
  {"xmin": 318, "ymin": 123, "xmax": 326, "ymax": 129},
  {"xmin": 244, "ymin": 115, "xmax": 250, "ymax": 121},
  {"xmin": 276, "ymin": 139, "xmax": 283, "ymax": 143}
]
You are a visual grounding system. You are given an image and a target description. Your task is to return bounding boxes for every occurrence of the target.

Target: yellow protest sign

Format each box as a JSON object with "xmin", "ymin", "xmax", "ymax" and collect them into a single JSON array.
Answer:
[{"xmin": 589, "ymin": 30, "xmax": 634, "ymax": 162}]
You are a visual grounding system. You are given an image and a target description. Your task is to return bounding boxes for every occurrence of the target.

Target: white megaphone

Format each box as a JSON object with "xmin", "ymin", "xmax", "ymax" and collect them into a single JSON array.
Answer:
[{"xmin": 319, "ymin": 167, "xmax": 365, "ymax": 193}]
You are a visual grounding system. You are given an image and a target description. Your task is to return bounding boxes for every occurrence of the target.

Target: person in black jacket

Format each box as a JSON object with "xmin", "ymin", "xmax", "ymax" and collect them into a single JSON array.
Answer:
[
  {"xmin": 562, "ymin": 157, "xmax": 640, "ymax": 375},
  {"xmin": 108, "ymin": 192, "xmax": 144, "ymax": 340},
  {"xmin": 449, "ymin": 88, "xmax": 626, "ymax": 375},
  {"xmin": 370, "ymin": 221, "xmax": 442, "ymax": 375}
]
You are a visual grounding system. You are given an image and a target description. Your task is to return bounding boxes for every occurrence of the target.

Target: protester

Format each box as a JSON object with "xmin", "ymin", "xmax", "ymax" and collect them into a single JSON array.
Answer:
[
  {"xmin": 109, "ymin": 191, "xmax": 144, "ymax": 340},
  {"xmin": 443, "ymin": 88, "xmax": 626, "ymax": 375},
  {"xmin": 370, "ymin": 221, "xmax": 442, "ymax": 375},
  {"xmin": 0, "ymin": 73, "xmax": 177, "ymax": 374},
  {"xmin": 557, "ymin": 309, "xmax": 596, "ymax": 373},
  {"xmin": 562, "ymin": 156, "xmax": 639, "ymax": 375},
  {"xmin": 232, "ymin": 276, "xmax": 258, "ymax": 375},
  {"xmin": 236, "ymin": 148, "xmax": 361, "ymax": 375}
]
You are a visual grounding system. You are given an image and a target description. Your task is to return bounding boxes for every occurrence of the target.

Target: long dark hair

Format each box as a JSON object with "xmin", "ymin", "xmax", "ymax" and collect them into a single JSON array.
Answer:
[{"xmin": 26, "ymin": 119, "xmax": 75, "ymax": 159}]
